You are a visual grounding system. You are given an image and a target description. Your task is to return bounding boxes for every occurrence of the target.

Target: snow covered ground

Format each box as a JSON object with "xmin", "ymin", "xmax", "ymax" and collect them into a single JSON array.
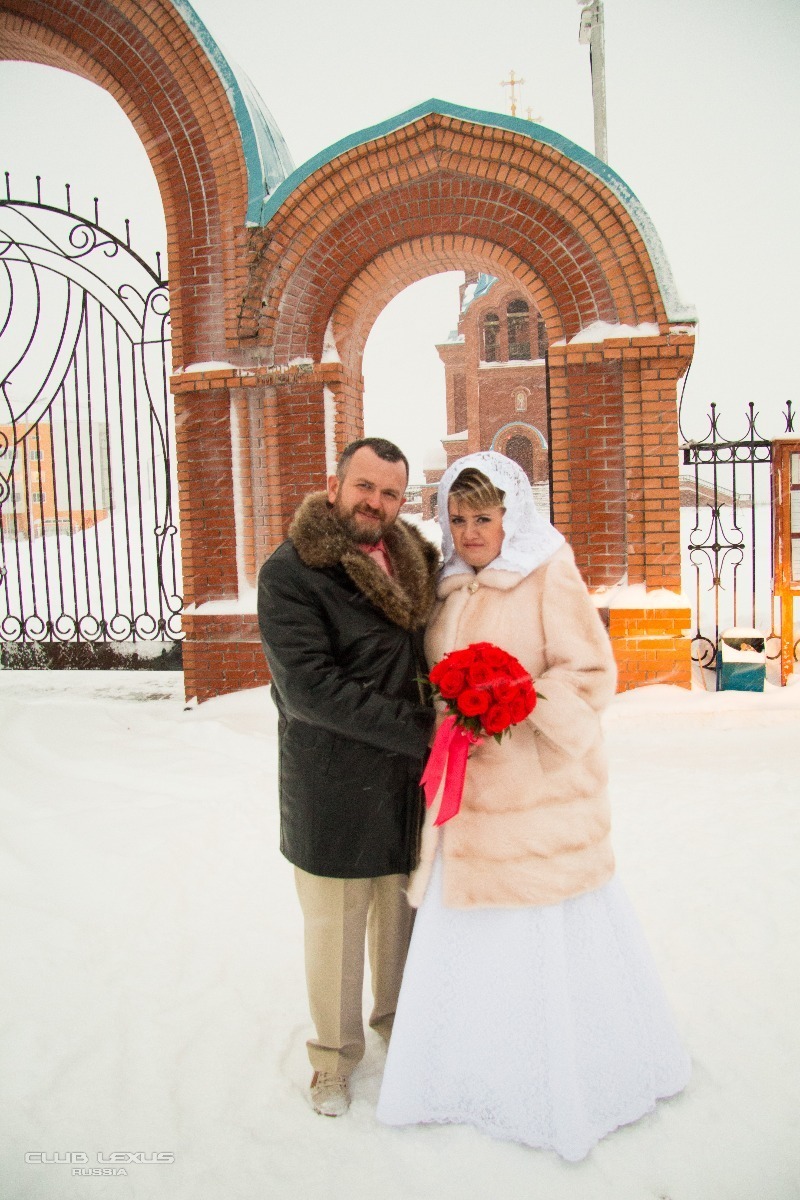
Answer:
[{"xmin": 1, "ymin": 669, "xmax": 799, "ymax": 1200}]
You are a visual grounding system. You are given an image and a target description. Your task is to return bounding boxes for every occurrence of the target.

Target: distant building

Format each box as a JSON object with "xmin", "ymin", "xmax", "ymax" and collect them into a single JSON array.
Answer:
[
  {"xmin": 0, "ymin": 420, "xmax": 110, "ymax": 539},
  {"xmin": 421, "ymin": 274, "xmax": 550, "ymax": 519}
]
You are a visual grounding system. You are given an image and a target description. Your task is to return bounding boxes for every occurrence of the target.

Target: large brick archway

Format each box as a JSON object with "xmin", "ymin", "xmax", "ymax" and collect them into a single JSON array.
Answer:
[
  {"xmin": 237, "ymin": 102, "xmax": 696, "ymax": 588},
  {"xmin": 0, "ymin": 1, "xmax": 696, "ymax": 698}
]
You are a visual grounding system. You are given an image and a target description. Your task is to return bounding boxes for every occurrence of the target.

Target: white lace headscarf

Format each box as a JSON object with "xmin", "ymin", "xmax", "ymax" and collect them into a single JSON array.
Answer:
[{"xmin": 438, "ymin": 451, "xmax": 565, "ymax": 580}]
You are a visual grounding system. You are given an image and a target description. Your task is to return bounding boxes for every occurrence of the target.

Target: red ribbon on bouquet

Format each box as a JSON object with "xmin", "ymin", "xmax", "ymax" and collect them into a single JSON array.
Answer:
[{"xmin": 420, "ymin": 714, "xmax": 483, "ymax": 826}]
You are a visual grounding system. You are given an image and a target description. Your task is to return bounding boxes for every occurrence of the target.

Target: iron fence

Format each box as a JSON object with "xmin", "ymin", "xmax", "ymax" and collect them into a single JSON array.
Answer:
[
  {"xmin": 0, "ymin": 175, "xmax": 182, "ymax": 666},
  {"xmin": 679, "ymin": 397, "xmax": 795, "ymax": 669}
]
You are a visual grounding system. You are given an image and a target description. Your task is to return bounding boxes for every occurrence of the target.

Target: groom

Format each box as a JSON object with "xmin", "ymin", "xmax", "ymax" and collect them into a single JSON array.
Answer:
[{"xmin": 257, "ymin": 437, "xmax": 438, "ymax": 1117}]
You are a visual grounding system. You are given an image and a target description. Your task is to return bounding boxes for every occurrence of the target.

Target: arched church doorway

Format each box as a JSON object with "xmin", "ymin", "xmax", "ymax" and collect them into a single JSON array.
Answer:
[{"xmin": 506, "ymin": 434, "xmax": 534, "ymax": 482}]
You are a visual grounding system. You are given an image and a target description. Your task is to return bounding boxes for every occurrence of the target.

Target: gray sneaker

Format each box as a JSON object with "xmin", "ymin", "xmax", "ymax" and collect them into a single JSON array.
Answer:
[{"xmin": 310, "ymin": 1071, "xmax": 350, "ymax": 1117}]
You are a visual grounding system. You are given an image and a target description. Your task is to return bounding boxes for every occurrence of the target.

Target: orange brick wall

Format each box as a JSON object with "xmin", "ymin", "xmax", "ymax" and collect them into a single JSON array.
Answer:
[{"xmin": 607, "ymin": 607, "xmax": 693, "ymax": 691}]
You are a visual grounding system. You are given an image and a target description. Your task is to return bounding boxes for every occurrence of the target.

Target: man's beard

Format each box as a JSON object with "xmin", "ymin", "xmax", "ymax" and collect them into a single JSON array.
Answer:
[{"xmin": 333, "ymin": 499, "xmax": 387, "ymax": 545}]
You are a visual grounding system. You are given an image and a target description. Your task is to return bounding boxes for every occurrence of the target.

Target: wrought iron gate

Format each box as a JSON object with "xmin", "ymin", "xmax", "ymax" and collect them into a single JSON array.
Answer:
[
  {"xmin": 0, "ymin": 176, "xmax": 182, "ymax": 666},
  {"xmin": 680, "ymin": 397, "xmax": 795, "ymax": 669}
]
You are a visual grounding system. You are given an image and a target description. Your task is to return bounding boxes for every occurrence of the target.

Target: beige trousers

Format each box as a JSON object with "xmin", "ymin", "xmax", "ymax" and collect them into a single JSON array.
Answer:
[{"xmin": 293, "ymin": 868, "xmax": 414, "ymax": 1076}]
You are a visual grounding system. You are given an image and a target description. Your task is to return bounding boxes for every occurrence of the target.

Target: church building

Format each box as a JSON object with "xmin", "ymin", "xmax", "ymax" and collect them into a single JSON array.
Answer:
[{"xmin": 422, "ymin": 273, "xmax": 551, "ymax": 518}]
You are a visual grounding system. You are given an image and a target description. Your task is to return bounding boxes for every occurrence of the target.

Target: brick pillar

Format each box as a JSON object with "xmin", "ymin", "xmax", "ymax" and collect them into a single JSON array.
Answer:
[
  {"xmin": 465, "ymin": 310, "xmax": 481, "ymax": 453},
  {"xmin": 172, "ymin": 376, "xmax": 257, "ymax": 703},
  {"xmin": 611, "ymin": 334, "xmax": 694, "ymax": 590},
  {"xmin": 171, "ymin": 363, "xmax": 333, "ymax": 702},
  {"xmin": 262, "ymin": 378, "xmax": 329, "ymax": 533},
  {"xmin": 330, "ymin": 370, "xmax": 364, "ymax": 461},
  {"xmin": 173, "ymin": 384, "xmax": 239, "ymax": 606},
  {"xmin": 548, "ymin": 347, "xmax": 626, "ymax": 588},
  {"xmin": 548, "ymin": 331, "xmax": 695, "ymax": 691}
]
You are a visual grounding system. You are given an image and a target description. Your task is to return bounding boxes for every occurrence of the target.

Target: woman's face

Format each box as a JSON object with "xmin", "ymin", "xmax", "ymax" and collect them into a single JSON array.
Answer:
[{"xmin": 448, "ymin": 498, "xmax": 505, "ymax": 570}]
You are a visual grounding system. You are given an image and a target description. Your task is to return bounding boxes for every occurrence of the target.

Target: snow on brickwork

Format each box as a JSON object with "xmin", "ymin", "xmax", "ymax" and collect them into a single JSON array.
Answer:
[{"xmin": 553, "ymin": 321, "xmax": 661, "ymax": 346}]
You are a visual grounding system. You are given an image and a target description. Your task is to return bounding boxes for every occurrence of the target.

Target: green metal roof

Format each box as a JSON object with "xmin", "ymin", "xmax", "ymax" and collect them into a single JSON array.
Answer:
[{"xmin": 171, "ymin": 0, "xmax": 294, "ymax": 225}]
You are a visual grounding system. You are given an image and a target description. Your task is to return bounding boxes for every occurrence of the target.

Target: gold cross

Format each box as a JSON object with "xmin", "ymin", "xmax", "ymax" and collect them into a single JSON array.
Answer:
[{"xmin": 500, "ymin": 69, "xmax": 525, "ymax": 117}]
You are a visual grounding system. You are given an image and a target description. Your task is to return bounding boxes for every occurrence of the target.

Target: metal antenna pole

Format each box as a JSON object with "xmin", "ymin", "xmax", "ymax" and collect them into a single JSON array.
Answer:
[{"xmin": 578, "ymin": 0, "xmax": 608, "ymax": 162}]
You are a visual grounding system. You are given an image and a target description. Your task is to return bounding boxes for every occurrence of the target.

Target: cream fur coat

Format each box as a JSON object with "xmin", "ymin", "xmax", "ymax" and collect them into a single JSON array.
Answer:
[{"xmin": 407, "ymin": 544, "xmax": 618, "ymax": 909}]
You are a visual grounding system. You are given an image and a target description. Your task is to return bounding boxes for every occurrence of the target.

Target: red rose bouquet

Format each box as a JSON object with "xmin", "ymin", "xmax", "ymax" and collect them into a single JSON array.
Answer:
[{"xmin": 421, "ymin": 642, "xmax": 539, "ymax": 826}]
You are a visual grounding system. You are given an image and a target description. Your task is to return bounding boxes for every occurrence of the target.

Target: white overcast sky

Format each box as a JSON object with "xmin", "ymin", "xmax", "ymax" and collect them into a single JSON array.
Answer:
[{"xmin": 1, "ymin": 0, "xmax": 799, "ymax": 481}]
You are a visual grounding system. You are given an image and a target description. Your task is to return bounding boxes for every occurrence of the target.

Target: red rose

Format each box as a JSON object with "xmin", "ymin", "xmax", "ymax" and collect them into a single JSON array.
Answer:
[
  {"xmin": 508, "ymin": 694, "xmax": 534, "ymax": 723},
  {"xmin": 428, "ymin": 643, "xmax": 538, "ymax": 741},
  {"xmin": 437, "ymin": 667, "xmax": 467, "ymax": 699},
  {"xmin": 428, "ymin": 658, "xmax": 448, "ymax": 685},
  {"xmin": 457, "ymin": 688, "xmax": 490, "ymax": 717},
  {"xmin": 481, "ymin": 645, "xmax": 513, "ymax": 669},
  {"xmin": 468, "ymin": 660, "xmax": 494, "ymax": 687},
  {"xmin": 490, "ymin": 677, "xmax": 516, "ymax": 704},
  {"xmin": 481, "ymin": 703, "xmax": 514, "ymax": 735},
  {"xmin": 464, "ymin": 642, "xmax": 487, "ymax": 657}
]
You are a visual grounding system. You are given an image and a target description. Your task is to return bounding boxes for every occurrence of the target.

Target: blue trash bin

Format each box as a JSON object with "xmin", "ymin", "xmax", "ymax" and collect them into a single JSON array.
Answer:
[{"xmin": 716, "ymin": 628, "xmax": 766, "ymax": 692}]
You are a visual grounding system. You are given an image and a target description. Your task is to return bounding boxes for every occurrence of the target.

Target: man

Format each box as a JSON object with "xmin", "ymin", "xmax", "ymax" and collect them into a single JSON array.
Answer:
[{"xmin": 257, "ymin": 437, "xmax": 438, "ymax": 1117}]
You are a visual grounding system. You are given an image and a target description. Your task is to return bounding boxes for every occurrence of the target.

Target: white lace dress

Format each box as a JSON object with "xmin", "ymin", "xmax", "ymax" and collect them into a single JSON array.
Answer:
[{"xmin": 377, "ymin": 853, "xmax": 691, "ymax": 1161}]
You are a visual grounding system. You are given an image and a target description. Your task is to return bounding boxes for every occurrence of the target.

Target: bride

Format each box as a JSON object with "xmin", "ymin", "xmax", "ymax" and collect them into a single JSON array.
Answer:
[{"xmin": 377, "ymin": 451, "xmax": 690, "ymax": 1161}]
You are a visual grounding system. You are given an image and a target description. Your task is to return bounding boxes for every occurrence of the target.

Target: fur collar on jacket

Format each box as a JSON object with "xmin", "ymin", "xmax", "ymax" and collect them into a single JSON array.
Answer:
[
  {"xmin": 289, "ymin": 492, "xmax": 439, "ymax": 630},
  {"xmin": 435, "ymin": 546, "xmax": 574, "ymax": 599}
]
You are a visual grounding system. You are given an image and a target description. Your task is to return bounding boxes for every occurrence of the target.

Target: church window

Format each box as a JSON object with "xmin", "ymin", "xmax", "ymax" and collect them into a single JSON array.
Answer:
[
  {"xmin": 483, "ymin": 312, "xmax": 500, "ymax": 362},
  {"xmin": 515, "ymin": 389, "xmax": 528, "ymax": 412},
  {"xmin": 507, "ymin": 300, "xmax": 531, "ymax": 360}
]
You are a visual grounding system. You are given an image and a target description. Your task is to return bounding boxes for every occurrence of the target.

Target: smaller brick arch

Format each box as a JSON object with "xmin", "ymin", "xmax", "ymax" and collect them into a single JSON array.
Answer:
[
  {"xmin": 493, "ymin": 421, "xmax": 548, "ymax": 451},
  {"xmin": 246, "ymin": 100, "xmax": 693, "ymax": 362}
]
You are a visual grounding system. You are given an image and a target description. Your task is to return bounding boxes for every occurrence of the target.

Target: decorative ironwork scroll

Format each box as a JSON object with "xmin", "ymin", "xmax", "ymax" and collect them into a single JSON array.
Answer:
[{"xmin": 0, "ymin": 176, "xmax": 182, "ymax": 657}]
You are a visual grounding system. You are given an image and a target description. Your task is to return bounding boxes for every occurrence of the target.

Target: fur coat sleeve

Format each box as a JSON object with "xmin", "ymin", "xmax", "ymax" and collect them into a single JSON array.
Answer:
[{"xmin": 528, "ymin": 548, "xmax": 617, "ymax": 758}]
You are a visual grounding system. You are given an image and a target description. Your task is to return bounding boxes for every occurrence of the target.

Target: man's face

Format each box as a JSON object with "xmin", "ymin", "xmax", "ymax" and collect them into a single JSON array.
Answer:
[{"xmin": 327, "ymin": 446, "xmax": 407, "ymax": 544}]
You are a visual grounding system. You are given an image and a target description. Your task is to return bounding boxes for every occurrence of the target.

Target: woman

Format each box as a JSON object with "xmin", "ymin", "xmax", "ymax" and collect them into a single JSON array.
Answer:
[{"xmin": 377, "ymin": 451, "xmax": 690, "ymax": 1161}]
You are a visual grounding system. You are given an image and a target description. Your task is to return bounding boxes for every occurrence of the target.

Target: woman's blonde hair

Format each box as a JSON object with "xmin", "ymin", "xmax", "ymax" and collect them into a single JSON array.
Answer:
[{"xmin": 448, "ymin": 467, "xmax": 506, "ymax": 511}]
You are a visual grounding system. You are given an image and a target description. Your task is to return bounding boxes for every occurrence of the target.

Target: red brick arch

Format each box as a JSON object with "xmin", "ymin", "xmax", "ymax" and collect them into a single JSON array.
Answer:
[
  {"xmin": 245, "ymin": 107, "xmax": 670, "ymax": 367},
  {"xmin": 0, "ymin": 0, "xmax": 251, "ymax": 365}
]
